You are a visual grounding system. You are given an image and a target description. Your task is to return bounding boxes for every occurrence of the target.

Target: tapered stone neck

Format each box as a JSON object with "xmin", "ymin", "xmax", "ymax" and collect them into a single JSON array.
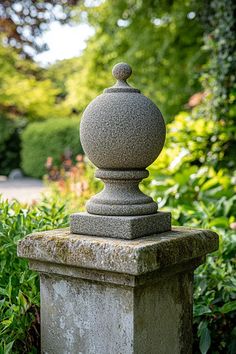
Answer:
[{"xmin": 86, "ymin": 169, "xmax": 157, "ymax": 216}]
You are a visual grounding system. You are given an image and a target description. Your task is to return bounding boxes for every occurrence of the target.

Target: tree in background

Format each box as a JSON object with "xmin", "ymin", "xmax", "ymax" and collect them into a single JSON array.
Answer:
[
  {"xmin": 0, "ymin": 44, "xmax": 59, "ymax": 121},
  {"xmin": 0, "ymin": 0, "xmax": 80, "ymax": 57},
  {"xmin": 155, "ymin": 0, "xmax": 236, "ymax": 171},
  {"xmin": 0, "ymin": 42, "xmax": 64, "ymax": 174},
  {"xmin": 63, "ymin": 0, "xmax": 235, "ymax": 166},
  {"xmin": 54, "ymin": 0, "xmax": 206, "ymax": 120},
  {"xmin": 0, "ymin": 1, "xmax": 80, "ymax": 174}
]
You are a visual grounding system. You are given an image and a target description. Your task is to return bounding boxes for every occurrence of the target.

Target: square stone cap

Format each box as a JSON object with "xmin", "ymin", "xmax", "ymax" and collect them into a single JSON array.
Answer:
[{"xmin": 17, "ymin": 227, "xmax": 218, "ymax": 276}]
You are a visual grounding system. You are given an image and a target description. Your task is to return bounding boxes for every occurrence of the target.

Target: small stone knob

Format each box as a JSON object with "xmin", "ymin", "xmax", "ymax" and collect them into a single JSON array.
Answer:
[
  {"xmin": 80, "ymin": 63, "xmax": 166, "ymax": 216},
  {"xmin": 112, "ymin": 62, "xmax": 132, "ymax": 82}
]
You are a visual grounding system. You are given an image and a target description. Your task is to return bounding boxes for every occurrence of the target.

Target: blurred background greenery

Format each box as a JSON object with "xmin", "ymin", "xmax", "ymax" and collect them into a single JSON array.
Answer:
[{"xmin": 0, "ymin": 0, "xmax": 235, "ymax": 353}]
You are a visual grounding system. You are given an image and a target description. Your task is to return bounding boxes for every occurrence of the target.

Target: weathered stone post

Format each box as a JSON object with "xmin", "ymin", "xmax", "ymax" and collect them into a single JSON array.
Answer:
[{"xmin": 18, "ymin": 63, "xmax": 218, "ymax": 354}]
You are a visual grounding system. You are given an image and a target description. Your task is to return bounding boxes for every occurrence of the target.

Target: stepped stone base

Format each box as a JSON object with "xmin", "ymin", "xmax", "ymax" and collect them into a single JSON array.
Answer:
[{"xmin": 70, "ymin": 211, "xmax": 171, "ymax": 239}]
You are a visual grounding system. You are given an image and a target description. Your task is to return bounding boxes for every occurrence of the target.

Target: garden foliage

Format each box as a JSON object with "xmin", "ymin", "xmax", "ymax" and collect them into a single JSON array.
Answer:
[
  {"xmin": 0, "ymin": 197, "xmax": 69, "ymax": 353},
  {"xmin": 0, "ymin": 43, "xmax": 67, "ymax": 175},
  {"xmin": 0, "ymin": 0, "xmax": 235, "ymax": 353},
  {"xmin": 0, "ymin": 44, "xmax": 59, "ymax": 123},
  {"xmin": 46, "ymin": 0, "xmax": 205, "ymax": 121},
  {"xmin": 21, "ymin": 118, "xmax": 83, "ymax": 178},
  {"xmin": 141, "ymin": 2, "xmax": 236, "ymax": 350},
  {"xmin": 142, "ymin": 131, "xmax": 236, "ymax": 352}
]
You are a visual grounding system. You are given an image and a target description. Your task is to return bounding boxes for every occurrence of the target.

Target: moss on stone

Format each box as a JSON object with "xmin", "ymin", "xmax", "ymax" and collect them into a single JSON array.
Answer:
[{"xmin": 18, "ymin": 227, "xmax": 218, "ymax": 276}]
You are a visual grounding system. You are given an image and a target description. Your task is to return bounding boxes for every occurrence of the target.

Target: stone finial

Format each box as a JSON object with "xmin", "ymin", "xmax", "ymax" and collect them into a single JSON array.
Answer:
[
  {"xmin": 105, "ymin": 62, "xmax": 140, "ymax": 93},
  {"xmin": 71, "ymin": 62, "xmax": 171, "ymax": 239},
  {"xmin": 80, "ymin": 62, "xmax": 166, "ymax": 216},
  {"xmin": 112, "ymin": 62, "xmax": 132, "ymax": 81}
]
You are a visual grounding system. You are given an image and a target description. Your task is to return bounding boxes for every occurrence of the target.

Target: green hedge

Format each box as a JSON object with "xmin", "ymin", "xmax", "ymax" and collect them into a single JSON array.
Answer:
[
  {"xmin": 0, "ymin": 116, "xmax": 21, "ymax": 176},
  {"xmin": 21, "ymin": 118, "xmax": 83, "ymax": 178}
]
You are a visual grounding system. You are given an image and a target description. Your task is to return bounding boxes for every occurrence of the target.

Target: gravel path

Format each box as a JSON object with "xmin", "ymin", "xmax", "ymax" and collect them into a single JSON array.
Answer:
[{"xmin": 0, "ymin": 178, "xmax": 48, "ymax": 204}]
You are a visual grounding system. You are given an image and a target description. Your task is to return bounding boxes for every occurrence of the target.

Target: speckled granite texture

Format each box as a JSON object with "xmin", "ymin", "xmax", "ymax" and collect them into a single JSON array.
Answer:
[
  {"xmin": 78, "ymin": 62, "xmax": 167, "ymax": 217},
  {"xmin": 70, "ymin": 211, "xmax": 171, "ymax": 239},
  {"xmin": 80, "ymin": 63, "xmax": 166, "ymax": 169},
  {"xmin": 80, "ymin": 92, "xmax": 165, "ymax": 169}
]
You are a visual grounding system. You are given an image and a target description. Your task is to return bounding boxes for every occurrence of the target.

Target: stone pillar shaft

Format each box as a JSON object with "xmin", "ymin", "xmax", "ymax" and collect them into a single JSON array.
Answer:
[{"xmin": 18, "ymin": 227, "xmax": 218, "ymax": 354}]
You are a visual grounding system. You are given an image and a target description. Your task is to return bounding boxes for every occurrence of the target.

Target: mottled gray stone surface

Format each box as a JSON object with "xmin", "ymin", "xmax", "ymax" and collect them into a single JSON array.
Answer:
[
  {"xmin": 18, "ymin": 226, "xmax": 218, "ymax": 354},
  {"xmin": 18, "ymin": 227, "xmax": 218, "ymax": 276},
  {"xmin": 40, "ymin": 274, "xmax": 134, "ymax": 354},
  {"xmin": 70, "ymin": 211, "xmax": 171, "ymax": 239},
  {"xmin": 39, "ymin": 270, "xmax": 193, "ymax": 354}
]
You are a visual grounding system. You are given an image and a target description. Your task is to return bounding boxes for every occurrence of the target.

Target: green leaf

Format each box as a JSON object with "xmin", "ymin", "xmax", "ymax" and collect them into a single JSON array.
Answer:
[
  {"xmin": 1, "ymin": 315, "xmax": 14, "ymax": 328},
  {"xmin": 0, "ymin": 288, "xmax": 7, "ymax": 296},
  {"xmin": 4, "ymin": 341, "xmax": 14, "ymax": 354},
  {"xmin": 219, "ymin": 301, "xmax": 236, "ymax": 314},
  {"xmin": 199, "ymin": 326, "xmax": 211, "ymax": 354},
  {"xmin": 0, "ymin": 299, "xmax": 5, "ymax": 311},
  {"xmin": 17, "ymin": 290, "xmax": 30, "ymax": 313},
  {"xmin": 201, "ymin": 178, "xmax": 219, "ymax": 192},
  {"xmin": 194, "ymin": 304, "xmax": 211, "ymax": 317},
  {"xmin": 208, "ymin": 217, "xmax": 229, "ymax": 228}
]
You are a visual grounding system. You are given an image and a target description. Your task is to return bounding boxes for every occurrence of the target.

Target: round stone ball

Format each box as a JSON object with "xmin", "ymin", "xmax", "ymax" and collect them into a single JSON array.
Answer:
[
  {"xmin": 80, "ymin": 92, "xmax": 166, "ymax": 169},
  {"xmin": 112, "ymin": 62, "xmax": 132, "ymax": 81}
]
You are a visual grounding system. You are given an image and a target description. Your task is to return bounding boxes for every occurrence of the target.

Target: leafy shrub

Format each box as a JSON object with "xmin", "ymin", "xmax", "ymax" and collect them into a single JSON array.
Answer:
[
  {"xmin": 142, "ymin": 166, "xmax": 236, "ymax": 353},
  {"xmin": 193, "ymin": 229, "xmax": 236, "ymax": 354},
  {"xmin": 0, "ymin": 197, "xmax": 69, "ymax": 353},
  {"xmin": 21, "ymin": 118, "xmax": 83, "ymax": 178},
  {"xmin": 141, "ymin": 109, "xmax": 236, "ymax": 353}
]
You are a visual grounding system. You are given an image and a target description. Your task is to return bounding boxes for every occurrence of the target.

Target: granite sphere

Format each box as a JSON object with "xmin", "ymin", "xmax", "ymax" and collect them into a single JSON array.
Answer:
[{"xmin": 80, "ymin": 91, "xmax": 166, "ymax": 169}]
